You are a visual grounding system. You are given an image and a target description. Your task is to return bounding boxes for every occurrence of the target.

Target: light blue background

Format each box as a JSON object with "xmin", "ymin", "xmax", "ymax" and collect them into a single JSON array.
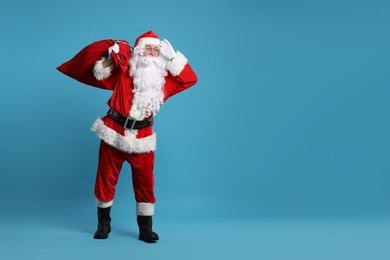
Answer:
[{"xmin": 1, "ymin": 0, "xmax": 389, "ymax": 259}]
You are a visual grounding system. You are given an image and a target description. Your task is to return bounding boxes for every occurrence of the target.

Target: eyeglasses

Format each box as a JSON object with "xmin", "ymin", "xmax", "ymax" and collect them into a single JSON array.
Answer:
[{"xmin": 144, "ymin": 45, "xmax": 160, "ymax": 53}]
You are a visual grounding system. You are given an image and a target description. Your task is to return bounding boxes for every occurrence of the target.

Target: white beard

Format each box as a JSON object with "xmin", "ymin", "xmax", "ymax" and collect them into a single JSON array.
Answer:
[{"xmin": 129, "ymin": 54, "xmax": 168, "ymax": 120}]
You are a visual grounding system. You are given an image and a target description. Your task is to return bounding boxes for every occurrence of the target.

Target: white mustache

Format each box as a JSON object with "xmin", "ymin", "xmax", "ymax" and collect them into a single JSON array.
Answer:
[{"xmin": 139, "ymin": 56, "xmax": 161, "ymax": 66}]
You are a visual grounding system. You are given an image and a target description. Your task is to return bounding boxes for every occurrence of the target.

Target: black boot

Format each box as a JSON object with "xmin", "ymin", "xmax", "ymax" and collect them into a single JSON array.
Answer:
[
  {"xmin": 93, "ymin": 207, "xmax": 111, "ymax": 239},
  {"xmin": 137, "ymin": 215, "xmax": 159, "ymax": 242}
]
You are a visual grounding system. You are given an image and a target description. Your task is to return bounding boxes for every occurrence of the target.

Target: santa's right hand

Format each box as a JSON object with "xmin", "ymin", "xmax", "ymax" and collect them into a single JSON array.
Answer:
[{"xmin": 108, "ymin": 42, "xmax": 120, "ymax": 58}]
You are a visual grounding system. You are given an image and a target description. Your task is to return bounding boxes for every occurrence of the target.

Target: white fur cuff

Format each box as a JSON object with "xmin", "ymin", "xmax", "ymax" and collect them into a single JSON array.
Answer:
[
  {"xmin": 93, "ymin": 57, "xmax": 114, "ymax": 80},
  {"xmin": 96, "ymin": 198, "xmax": 113, "ymax": 208},
  {"xmin": 136, "ymin": 202, "xmax": 155, "ymax": 216},
  {"xmin": 167, "ymin": 51, "xmax": 188, "ymax": 76}
]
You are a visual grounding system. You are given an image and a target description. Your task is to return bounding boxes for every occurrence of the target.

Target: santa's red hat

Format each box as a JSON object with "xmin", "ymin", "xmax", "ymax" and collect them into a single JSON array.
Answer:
[{"xmin": 134, "ymin": 31, "xmax": 160, "ymax": 47}]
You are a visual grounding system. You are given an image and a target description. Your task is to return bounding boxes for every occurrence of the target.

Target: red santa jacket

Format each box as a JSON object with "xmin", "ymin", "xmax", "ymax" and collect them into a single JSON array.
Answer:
[{"xmin": 57, "ymin": 39, "xmax": 197, "ymax": 153}]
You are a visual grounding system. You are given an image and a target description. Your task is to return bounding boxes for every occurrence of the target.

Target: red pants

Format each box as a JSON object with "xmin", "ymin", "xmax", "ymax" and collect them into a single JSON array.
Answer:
[{"xmin": 94, "ymin": 140, "xmax": 156, "ymax": 205}]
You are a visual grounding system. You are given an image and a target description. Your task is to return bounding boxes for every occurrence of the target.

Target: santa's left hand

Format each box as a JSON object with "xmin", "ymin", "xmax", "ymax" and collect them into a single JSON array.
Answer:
[{"xmin": 159, "ymin": 39, "xmax": 176, "ymax": 61}]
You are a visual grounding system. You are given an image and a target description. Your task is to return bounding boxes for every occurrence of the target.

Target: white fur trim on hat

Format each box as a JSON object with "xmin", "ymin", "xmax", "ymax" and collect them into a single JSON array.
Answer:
[
  {"xmin": 136, "ymin": 202, "xmax": 155, "ymax": 216},
  {"xmin": 93, "ymin": 56, "xmax": 114, "ymax": 80},
  {"xmin": 137, "ymin": 37, "xmax": 160, "ymax": 47},
  {"xmin": 91, "ymin": 118, "xmax": 157, "ymax": 154},
  {"xmin": 96, "ymin": 198, "xmax": 113, "ymax": 208},
  {"xmin": 167, "ymin": 51, "xmax": 188, "ymax": 76}
]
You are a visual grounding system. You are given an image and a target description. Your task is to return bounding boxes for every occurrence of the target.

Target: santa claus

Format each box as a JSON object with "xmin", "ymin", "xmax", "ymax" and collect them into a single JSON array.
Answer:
[{"xmin": 57, "ymin": 31, "xmax": 197, "ymax": 242}]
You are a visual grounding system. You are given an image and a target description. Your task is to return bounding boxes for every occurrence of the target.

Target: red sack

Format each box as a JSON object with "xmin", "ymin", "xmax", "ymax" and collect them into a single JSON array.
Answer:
[
  {"xmin": 110, "ymin": 40, "xmax": 132, "ymax": 73},
  {"xmin": 57, "ymin": 39, "xmax": 131, "ymax": 89}
]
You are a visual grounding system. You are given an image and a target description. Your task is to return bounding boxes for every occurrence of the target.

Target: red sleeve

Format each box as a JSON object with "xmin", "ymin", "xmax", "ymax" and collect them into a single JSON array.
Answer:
[{"xmin": 163, "ymin": 63, "xmax": 198, "ymax": 101}]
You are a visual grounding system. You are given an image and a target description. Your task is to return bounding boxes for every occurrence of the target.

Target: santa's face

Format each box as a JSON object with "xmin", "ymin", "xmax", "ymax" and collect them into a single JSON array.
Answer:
[{"xmin": 143, "ymin": 44, "xmax": 160, "ymax": 57}]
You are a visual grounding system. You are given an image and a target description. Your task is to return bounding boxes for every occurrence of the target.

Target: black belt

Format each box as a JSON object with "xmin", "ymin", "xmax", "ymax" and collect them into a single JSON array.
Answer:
[{"xmin": 107, "ymin": 109, "xmax": 153, "ymax": 130}]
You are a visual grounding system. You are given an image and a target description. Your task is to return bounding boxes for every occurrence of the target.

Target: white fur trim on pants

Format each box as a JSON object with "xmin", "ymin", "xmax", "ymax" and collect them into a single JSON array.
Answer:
[
  {"xmin": 91, "ymin": 118, "xmax": 157, "ymax": 154},
  {"xmin": 136, "ymin": 202, "xmax": 155, "ymax": 216},
  {"xmin": 93, "ymin": 57, "xmax": 114, "ymax": 80},
  {"xmin": 167, "ymin": 51, "xmax": 188, "ymax": 76},
  {"xmin": 96, "ymin": 198, "xmax": 113, "ymax": 208}
]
